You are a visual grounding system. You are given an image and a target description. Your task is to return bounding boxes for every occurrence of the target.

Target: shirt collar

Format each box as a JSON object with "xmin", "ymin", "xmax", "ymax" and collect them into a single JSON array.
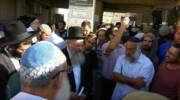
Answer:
[
  {"xmin": 67, "ymin": 47, "xmax": 72, "ymax": 59},
  {"xmin": 11, "ymin": 92, "xmax": 47, "ymax": 100},
  {"xmin": 136, "ymin": 53, "xmax": 143, "ymax": 63}
]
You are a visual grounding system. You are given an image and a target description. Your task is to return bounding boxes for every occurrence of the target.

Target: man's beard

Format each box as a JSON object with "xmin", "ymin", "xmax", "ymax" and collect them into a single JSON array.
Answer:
[
  {"xmin": 125, "ymin": 48, "xmax": 141, "ymax": 63},
  {"xmin": 53, "ymin": 76, "xmax": 70, "ymax": 100},
  {"xmin": 71, "ymin": 52, "xmax": 85, "ymax": 65},
  {"xmin": 143, "ymin": 45, "xmax": 151, "ymax": 52},
  {"xmin": 12, "ymin": 50, "xmax": 22, "ymax": 58}
]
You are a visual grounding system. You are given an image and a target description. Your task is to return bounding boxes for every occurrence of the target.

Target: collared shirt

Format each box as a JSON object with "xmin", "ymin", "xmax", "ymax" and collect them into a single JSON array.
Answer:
[
  {"xmin": 11, "ymin": 92, "xmax": 47, "ymax": 100},
  {"xmin": 101, "ymin": 42, "xmax": 125, "ymax": 79},
  {"xmin": 111, "ymin": 54, "xmax": 154, "ymax": 100},
  {"xmin": 67, "ymin": 47, "xmax": 81, "ymax": 92},
  {"xmin": 48, "ymin": 32, "xmax": 66, "ymax": 49},
  {"xmin": 4, "ymin": 47, "xmax": 20, "ymax": 70}
]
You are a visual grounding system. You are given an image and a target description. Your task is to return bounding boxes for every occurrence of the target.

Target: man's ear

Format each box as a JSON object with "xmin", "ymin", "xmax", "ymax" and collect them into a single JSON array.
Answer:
[{"xmin": 51, "ymin": 73, "xmax": 63, "ymax": 90}]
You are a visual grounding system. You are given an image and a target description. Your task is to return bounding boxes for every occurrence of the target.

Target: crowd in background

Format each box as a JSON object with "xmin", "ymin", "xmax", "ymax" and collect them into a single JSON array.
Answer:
[{"xmin": 0, "ymin": 15, "xmax": 180, "ymax": 100}]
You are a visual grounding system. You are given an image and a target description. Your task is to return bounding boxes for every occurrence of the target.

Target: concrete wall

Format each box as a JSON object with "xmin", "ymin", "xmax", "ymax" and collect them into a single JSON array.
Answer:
[
  {"xmin": 94, "ymin": 0, "xmax": 103, "ymax": 28},
  {"xmin": 0, "ymin": 0, "xmax": 52, "ymax": 24},
  {"xmin": 0, "ymin": 0, "xmax": 16, "ymax": 23},
  {"xmin": 51, "ymin": 0, "xmax": 69, "ymax": 8}
]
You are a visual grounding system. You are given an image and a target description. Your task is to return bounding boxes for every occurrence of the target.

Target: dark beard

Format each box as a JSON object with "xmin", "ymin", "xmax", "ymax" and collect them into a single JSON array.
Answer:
[
  {"xmin": 143, "ymin": 46, "xmax": 151, "ymax": 52},
  {"xmin": 11, "ymin": 50, "xmax": 22, "ymax": 58}
]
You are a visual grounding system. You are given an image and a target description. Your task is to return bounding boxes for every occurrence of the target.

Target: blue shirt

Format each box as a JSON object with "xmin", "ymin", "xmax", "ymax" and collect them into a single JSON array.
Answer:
[
  {"xmin": 48, "ymin": 33, "xmax": 66, "ymax": 49},
  {"xmin": 158, "ymin": 41, "xmax": 172, "ymax": 63},
  {"xmin": 111, "ymin": 54, "xmax": 154, "ymax": 100}
]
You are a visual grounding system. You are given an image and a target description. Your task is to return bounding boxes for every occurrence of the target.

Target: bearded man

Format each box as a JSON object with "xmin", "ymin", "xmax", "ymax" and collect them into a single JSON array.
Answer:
[
  {"xmin": 62, "ymin": 26, "xmax": 91, "ymax": 100},
  {"xmin": 141, "ymin": 33, "xmax": 159, "ymax": 70},
  {"xmin": 0, "ymin": 21, "xmax": 36, "ymax": 99},
  {"xmin": 111, "ymin": 37, "xmax": 155, "ymax": 100},
  {"xmin": 11, "ymin": 41, "xmax": 70, "ymax": 100}
]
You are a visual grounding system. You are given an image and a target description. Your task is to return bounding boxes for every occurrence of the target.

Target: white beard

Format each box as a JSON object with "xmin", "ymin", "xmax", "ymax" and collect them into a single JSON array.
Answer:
[
  {"xmin": 71, "ymin": 52, "xmax": 85, "ymax": 65},
  {"xmin": 126, "ymin": 48, "xmax": 141, "ymax": 63},
  {"xmin": 53, "ymin": 76, "xmax": 70, "ymax": 100}
]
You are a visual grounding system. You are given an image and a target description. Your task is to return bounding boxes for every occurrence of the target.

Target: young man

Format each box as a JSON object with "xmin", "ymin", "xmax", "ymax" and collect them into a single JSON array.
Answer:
[
  {"xmin": 55, "ymin": 20, "xmax": 67, "ymax": 39},
  {"xmin": 81, "ymin": 20, "xmax": 91, "ymax": 36},
  {"xmin": 152, "ymin": 44, "xmax": 180, "ymax": 100}
]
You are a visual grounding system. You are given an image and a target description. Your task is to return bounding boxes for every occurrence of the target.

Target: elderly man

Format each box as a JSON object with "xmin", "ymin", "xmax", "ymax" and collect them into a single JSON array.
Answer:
[
  {"xmin": 111, "ymin": 37, "xmax": 155, "ymax": 100},
  {"xmin": 0, "ymin": 21, "xmax": 36, "ymax": 99},
  {"xmin": 37, "ymin": 24, "xmax": 65, "ymax": 49},
  {"xmin": 141, "ymin": 33, "xmax": 159, "ymax": 70},
  {"xmin": 11, "ymin": 41, "xmax": 70, "ymax": 100},
  {"xmin": 62, "ymin": 26, "xmax": 90, "ymax": 100},
  {"xmin": 36, "ymin": 24, "xmax": 51, "ymax": 41},
  {"xmin": 152, "ymin": 44, "xmax": 180, "ymax": 100}
]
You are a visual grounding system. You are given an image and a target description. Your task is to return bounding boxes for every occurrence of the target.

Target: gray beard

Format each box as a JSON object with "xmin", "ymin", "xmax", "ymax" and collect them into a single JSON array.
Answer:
[
  {"xmin": 71, "ymin": 52, "xmax": 85, "ymax": 65},
  {"xmin": 125, "ymin": 49, "xmax": 141, "ymax": 63},
  {"xmin": 53, "ymin": 76, "xmax": 71, "ymax": 100}
]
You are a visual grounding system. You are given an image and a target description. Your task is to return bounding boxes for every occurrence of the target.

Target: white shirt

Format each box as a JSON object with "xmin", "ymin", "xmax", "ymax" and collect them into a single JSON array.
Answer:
[
  {"xmin": 111, "ymin": 54, "xmax": 154, "ymax": 100},
  {"xmin": 11, "ymin": 92, "xmax": 47, "ymax": 100},
  {"xmin": 73, "ymin": 64, "xmax": 81, "ymax": 92},
  {"xmin": 48, "ymin": 32, "xmax": 66, "ymax": 49},
  {"xmin": 67, "ymin": 48, "xmax": 81, "ymax": 92}
]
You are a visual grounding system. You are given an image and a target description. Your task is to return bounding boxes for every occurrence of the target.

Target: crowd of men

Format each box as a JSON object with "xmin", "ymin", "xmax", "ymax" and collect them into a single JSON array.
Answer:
[{"xmin": 0, "ymin": 15, "xmax": 180, "ymax": 100}]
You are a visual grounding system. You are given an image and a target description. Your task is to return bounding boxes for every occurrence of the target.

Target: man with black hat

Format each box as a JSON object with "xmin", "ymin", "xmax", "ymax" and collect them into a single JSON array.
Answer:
[
  {"xmin": 0, "ymin": 21, "xmax": 36, "ymax": 99},
  {"xmin": 62, "ymin": 26, "xmax": 91, "ymax": 100}
]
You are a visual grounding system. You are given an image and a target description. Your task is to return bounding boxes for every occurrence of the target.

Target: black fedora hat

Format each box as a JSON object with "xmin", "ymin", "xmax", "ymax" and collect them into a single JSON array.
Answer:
[
  {"xmin": 0, "ymin": 21, "xmax": 37, "ymax": 47},
  {"xmin": 64, "ymin": 26, "xmax": 85, "ymax": 39}
]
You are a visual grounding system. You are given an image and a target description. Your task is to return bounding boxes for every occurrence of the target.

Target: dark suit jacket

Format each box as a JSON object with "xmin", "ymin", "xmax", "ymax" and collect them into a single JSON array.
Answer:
[
  {"xmin": 0, "ymin": 49, "xmax": 19, "ymax": 100},
  {"xmin": 62, "ymin": 48, "xmax": 91, "ymax": 97}
]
